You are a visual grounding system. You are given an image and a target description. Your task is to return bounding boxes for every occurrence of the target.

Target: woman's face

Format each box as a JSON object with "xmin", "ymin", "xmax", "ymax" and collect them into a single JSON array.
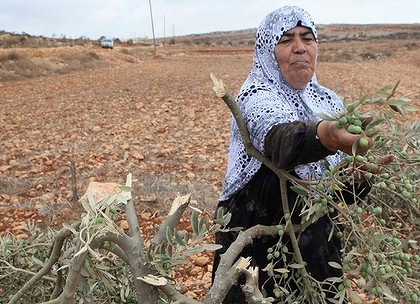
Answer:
[{"xmin": 274, "ymin": 26, "xmax": 318, "ymax": 89}]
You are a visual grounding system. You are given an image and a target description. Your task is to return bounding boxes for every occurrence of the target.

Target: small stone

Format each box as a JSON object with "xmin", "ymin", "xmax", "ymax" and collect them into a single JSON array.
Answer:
[
  {"xmin": 132, "ymin": 151, "xmax": 145, "ymax": 160},
  {"xmin": 140, "ymin": 212, "xmax": 152, "ymax": 220},
  {"xmin": 119, "ymin": 220, "xmax": 129, "ymax": 230},
  {"xmin": 92, "ymin": 126, "xmax": 102, "ymax": 132},
  {"xmin": 184, "ymin": 291, "xmax": 197, "ymax": 299},
  {"xmin": 194, "ymin": 256, "xmax": 210, "ymax": 266},
  {"xmin": 190, "ymin": 266, "xmax": 202, "ymax": 275}
]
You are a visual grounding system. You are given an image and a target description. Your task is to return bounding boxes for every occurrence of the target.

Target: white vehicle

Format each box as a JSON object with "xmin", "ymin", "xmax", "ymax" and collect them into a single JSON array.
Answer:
[{"xmin": 101, "ymin": 38, "xmax": 114, "ymax": 49}]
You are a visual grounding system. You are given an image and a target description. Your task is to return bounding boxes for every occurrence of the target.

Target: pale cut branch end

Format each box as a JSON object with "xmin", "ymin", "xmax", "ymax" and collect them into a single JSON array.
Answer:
[
  {"xmin": 137, "ymin": 274, "xmax": 168, "ymax": 286},
  {"xmin": 210, "ymin": 72, "xmax": 227, "ymax": 98},
  {"xmin": 168, "ymin": 193, "xmax": 191, "ymax": 216}
]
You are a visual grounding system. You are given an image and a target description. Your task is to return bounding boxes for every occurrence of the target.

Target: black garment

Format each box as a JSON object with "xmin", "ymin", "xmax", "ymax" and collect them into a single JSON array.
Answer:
[
  {"xmin": 212, "ymin": 121, "xmax": 370, "ymax": 303},
  {"xmin": 264, "ymin": 121, "xmax": 332, "ymax": 170},
  {"xmin": 212, "ymin": 165, "xmax": 343, "ymax": 304}
]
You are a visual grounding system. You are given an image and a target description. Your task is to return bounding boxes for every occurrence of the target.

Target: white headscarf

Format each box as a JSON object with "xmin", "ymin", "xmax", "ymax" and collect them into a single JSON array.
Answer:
[{"xmin": 220, "ymin": 6, "xmax": 345, "ymax": 201}]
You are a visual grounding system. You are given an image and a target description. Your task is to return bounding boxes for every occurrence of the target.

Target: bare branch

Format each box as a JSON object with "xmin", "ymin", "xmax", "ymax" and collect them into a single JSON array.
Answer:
[
  {"xmin": 210, "ymin": 73, "xmax": 303, "ymax": 183},
  {"xmin": 206, "ymin": 225, "xmax": 278, "ymax": 303},
  {"xmin": 44, "ymin": 231, "xmax": 132, "ymax": 304},
  {"xmin": 279, "ymin": 178, "xmax": 315, "ymax": 301},
  {"xmin": 57, "ymin": 250, "xmax": 88, "ymax": 304},
  {"xmin": 70, "ymin": 160, "xmax": 78, "ymax": 203},
  {"xmin": 138, "ymin": 274, "xmax": 202, "ymax": 304},
  {"xmin": 107, "ymin": 243, "xmax": 129, "ymax": 264},
  {"xmin": 158, "ymin": 282, "xmax": 202, "ymax": 304},
  {"xmin": 239, "ymin": 266, "xmax": 270, "ymax": 304},
  {"xmin": 8, "ymin": 223, "xmax": 78, "ymax": 304},
  {"xmin": 0, "ymin": 259, "xmax": 55, "ymax": 282},
  {"xmin": 124, "ymin": 175, "xmax": 145, "ymax": 257},
  {"xmin": 210, "ymin": 73, "xmax": 317, "ymax": 301},
  {"xmin": 49, "ymin": 266, "xmax": 64, "ymax": 300},
  {"xmin": 152, "ymin": 194, "xmax": 191, "ymax": 246}
]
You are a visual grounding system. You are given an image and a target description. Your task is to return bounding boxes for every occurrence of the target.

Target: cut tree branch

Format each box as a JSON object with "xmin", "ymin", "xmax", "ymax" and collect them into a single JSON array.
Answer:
[
  {"xmin": 152, "ymin": 194, "xmax": 191, "ymax": 246},
  {"xmin": 206, "ymin": 225, "xmax": 278, "ymax": 304},
  {"xmin": 210, "ymin": 73, "xmax": 316, "ymax": 302},
  {"xmin": 8, "ymin": 222, "xmax": 79, "ymax": 304}
]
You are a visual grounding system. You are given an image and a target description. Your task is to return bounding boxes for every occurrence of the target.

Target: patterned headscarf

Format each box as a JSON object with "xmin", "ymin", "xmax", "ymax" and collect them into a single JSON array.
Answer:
[{"xmin": 220, "ymin": 6, "xmax": 345, "ymax": 201}]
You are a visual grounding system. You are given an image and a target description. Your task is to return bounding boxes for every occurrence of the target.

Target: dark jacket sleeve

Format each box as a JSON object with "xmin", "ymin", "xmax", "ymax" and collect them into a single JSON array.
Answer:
[
  {"xmin": 264, "ymin": 120, "xmax": 334, "ymax": 170},
  {"xmin": 264, "ymin": 121, "xmax": 372, "ymax": 204}
]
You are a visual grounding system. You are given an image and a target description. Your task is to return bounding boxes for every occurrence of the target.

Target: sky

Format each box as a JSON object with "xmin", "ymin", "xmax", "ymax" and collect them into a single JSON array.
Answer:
[{"xmin": 0, "ymin": 0, "xmax": 419, "ymax": 40}]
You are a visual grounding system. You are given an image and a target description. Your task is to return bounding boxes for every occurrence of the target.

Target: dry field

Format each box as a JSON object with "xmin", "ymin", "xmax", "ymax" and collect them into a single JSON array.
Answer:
[
  {"xmin": 1, "ymin": 37, "xmax": 419, "ymax": 234},
  {"xmin": 0, "ymin": 29, "xmax": 419, "ymax": 300}
]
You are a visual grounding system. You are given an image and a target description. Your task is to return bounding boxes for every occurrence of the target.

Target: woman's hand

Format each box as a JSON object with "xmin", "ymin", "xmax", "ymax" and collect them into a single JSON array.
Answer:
[
  {"xmin": 316, "ymin": 120, "xmax": 373, "ymax": 155},
  {"xmin": 356, "ymin": 154, "xmax": 396, "ymax": 175}
]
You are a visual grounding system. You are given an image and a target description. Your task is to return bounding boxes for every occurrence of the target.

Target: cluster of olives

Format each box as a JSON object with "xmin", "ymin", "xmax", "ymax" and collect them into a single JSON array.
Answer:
[
  {"xmin": 266, "ymin": 226, "xmax": 289, "ymax": 262},
  {"xmin": 335, "ymin": 114, "xmax": 376, "ymax": 150},
  {"xmin": 341, "ymin": 249, "xmax": 420, "ymax": 302},
  {"xmin": 374, "ymin": 175, "xmax": 417, "ymax": 204}
]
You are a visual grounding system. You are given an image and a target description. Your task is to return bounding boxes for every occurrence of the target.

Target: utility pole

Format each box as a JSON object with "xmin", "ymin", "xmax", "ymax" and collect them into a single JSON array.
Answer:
[
  {"xmin": 163, "ymin": 14, "xmax": 166, "ymax": 47},
  {"xmin": 148, "ymin": 0, "xmax": 156, "ymax": 53}
]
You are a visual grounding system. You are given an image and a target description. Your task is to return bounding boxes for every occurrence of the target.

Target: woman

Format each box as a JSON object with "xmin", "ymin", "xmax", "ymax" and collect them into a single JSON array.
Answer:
[{"xmin": 212, "ymin": 6, "xmax": 373, "ymax": 303}]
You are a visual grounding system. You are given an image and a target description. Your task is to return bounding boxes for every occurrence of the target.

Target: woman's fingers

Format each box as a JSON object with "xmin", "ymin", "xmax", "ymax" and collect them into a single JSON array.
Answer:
[
  {"xmin": 356, "ymin": 154, "xmax": 396, "ymax": 175},
  {"xmin": 376, "ymin": 154, "xmax": 396, "ymax": 164},
  {"xmin": 361, "ymin": 116, "xmax": 374, "ymax": 128}
]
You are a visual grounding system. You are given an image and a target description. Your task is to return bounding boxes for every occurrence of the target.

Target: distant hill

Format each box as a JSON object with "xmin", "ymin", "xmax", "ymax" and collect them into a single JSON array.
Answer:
[
  {"xmin": 0, "ymin": 30, "xmax": 93, "ymax": 48},
  {"xmin": 170, "ymin": 24, "xmax": 420, "ymax": 46},
  {"xmin": 1, "ymin": 24, "xmax": 419, "ymax": 49}
]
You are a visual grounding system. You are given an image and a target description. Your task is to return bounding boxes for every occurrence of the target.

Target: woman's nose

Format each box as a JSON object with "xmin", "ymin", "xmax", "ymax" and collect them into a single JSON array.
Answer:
[{"xmin": 292, "ymin": 39, "xmax": 306, "ymax": 54}]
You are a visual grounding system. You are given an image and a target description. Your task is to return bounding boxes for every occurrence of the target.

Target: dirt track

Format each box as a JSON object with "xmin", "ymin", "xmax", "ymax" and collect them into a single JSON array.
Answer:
[{"xmin": 0, "ymin": 42, "xmax": 419, "ymax": 235}]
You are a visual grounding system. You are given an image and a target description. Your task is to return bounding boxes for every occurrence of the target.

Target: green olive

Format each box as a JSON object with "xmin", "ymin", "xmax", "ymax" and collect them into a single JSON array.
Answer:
[
  {"xmin": 378, "ymin": 181, "xmax": 387, "ymax": 189},
  {"xmin": 337, "ymin": 116, "xmax": 348, "ymax": 127},
  {"xmin": 359, "ymin": 137, "xmax": 369, "ymax": 149},
  {"xmin": 404, "ymin": 183, "xmax": 413, "ymax": 191},
  {"xmin": 402, "ymin": 190, "xmax": 411, "ymax": 199},
  {"xmin": 345, "ymin": 156, "xmax": 354, "ymax": 162},
  {"xmin": 353, "ymin": 119, "xmax": 363, "ymax": 127},
  {"xmin": 372, "ymin": 206, "xmax": 383, "ymax": 215},
  {"xmin": 347, "ymin": 124, "xmax": 362, "ymax": 134},
  {"xmin": 379, "ymin": 219, "xmax": 386, "ymax": 225},
  {"xmin": 367, "ymin": 163, "xmax": 376, "ymax": 172},
  {"xmin": 84, "ymin": 258, "xmax": 91, "ymax": 268},
  {"xmin": 364, "ymin": 173, "xmax": 373, "ymax": 180},
  {"xmin": 356, "ymin": 155, "xmax": 366, "ymax": 163},
  {"xmin": 365, "ymin": 128, "xmax": 377, "ymax": 137},
  {"xmin": 357, "ymin": 277, "xmax": 366, "ymax": 287},
  {"xmin": 388, "ymin": 183, "xmax": 397, "ymax": 191},
  {"xmin": 344, "ymin": 279, "xmax": 352, "ymax": 287},
  {"xmin": 379, "ymin": 267, "xmax": 386, "ymax": 275},
  {"xmin": 96, "ymin": 216, "xmax": 104, "ymax": 225},
  {"xmin": 345, "ymin": 114, "xmax": 354, "ymax": 122},
  {"xmin": 274, "ymin": 289, "xmax": 282, "ymax": 298}
]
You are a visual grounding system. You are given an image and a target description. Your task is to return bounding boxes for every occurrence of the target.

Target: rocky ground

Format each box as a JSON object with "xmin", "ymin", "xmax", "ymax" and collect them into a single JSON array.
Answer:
[{"xmin": 0, "ymin": 38, "xmax": 419, "ymax": 301}]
